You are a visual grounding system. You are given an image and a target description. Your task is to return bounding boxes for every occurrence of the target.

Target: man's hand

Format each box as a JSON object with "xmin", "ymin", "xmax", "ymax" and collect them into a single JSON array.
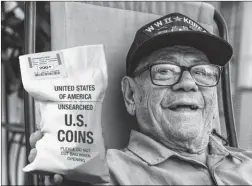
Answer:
[{"xmin": 28, "ymin": 131, "xmax": 63, "ymax": 185}]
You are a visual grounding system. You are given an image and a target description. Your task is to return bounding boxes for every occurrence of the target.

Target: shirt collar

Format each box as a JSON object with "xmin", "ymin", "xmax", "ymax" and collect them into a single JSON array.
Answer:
[
  {"xmin": 208, "ymin": 135, "xmax": 243, "ymax": 161},
  {"xmin": 127, "ymin": 130, "xmax": 239, "ymax": 166}
]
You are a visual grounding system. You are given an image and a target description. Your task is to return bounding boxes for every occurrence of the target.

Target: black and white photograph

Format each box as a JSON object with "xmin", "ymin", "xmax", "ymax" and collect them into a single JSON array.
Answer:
[{"xmin": 1, "ymin": 1, "xmax": 252, "ymax": 185}]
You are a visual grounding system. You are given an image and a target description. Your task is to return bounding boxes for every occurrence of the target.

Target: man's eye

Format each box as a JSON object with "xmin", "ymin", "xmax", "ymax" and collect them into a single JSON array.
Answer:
[
  {"xmin": 158, "ymin": 69, "xmax": 172, "ymax": 74},
  {"xmin": 195, "ymin": 70, "xmax": 217, "ymax": 76},
  {"xmin": 154, "ymin": 69, "xmax": 175, "ymax": 80},
  {"xmin": 194, "ymin": 70, "xmax": 205, "ymax": 75}
]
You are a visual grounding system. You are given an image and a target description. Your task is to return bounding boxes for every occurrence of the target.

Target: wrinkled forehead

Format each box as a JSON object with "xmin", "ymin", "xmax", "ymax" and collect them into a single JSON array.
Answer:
[{"xmin": 138, "ymin": 45, "xmax": 210, "ymax": 68}]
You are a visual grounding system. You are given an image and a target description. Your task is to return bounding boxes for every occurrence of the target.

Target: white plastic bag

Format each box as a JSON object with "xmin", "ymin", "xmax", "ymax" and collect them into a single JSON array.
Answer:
[{"xmin": 19, "ymin": 45, "xmax": 110, "ymax": 184}]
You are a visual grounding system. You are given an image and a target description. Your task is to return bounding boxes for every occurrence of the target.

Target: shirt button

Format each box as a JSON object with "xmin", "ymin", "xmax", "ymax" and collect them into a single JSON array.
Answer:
[{"xmin": 233, "ymin": 158, "xmax": 241, "ymax": 164}]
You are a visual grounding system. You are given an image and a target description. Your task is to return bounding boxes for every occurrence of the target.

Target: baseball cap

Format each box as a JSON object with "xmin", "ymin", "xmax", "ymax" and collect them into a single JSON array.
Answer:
[{"xmin": 126, "ymin": 13, "xmax": 233, "ymax": 76}]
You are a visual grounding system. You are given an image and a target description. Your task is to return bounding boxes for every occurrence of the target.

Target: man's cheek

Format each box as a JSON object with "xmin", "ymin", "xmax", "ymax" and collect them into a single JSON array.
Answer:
[
  {"xmin": 149, "ymin": 89, "xmax": 167, "ymax": 120},
  {"xmin": 201, "ymin": 89, "xmax": 217, "ymax": 123},
  {"xmin": 135, "ymin": 87, "xmax": 151, "ymax": 122}
]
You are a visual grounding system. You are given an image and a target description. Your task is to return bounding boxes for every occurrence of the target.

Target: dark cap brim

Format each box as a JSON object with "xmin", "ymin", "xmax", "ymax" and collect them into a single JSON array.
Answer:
[{"xmin": 127, "ymin": 31, "xmax": 233, "ymax": 76}]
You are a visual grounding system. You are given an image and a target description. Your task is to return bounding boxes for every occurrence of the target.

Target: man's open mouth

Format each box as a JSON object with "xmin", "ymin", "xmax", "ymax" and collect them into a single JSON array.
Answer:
[{"xmin": 168, "ymin": 104, "xmax": 199, "ymax": 111}]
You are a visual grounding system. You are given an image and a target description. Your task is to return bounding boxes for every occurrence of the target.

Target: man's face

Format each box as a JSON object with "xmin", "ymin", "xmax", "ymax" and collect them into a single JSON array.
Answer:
[{"xmin": 131, "ymin": 46, "xmax": 217, "ymax": 152}]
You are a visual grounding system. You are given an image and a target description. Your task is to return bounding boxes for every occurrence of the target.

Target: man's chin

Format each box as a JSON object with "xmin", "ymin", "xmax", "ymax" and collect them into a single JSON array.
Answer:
[
  {"xmin": 163, "ymin": 108, "xmax": 203, "ymax": 124},
  {"xmin": 161, "ymin": 109, "xmax": 204, "ymax": 140},
  {"xmin": 174, "ymin": 128, "xmax": 201, "ymax": 141}
]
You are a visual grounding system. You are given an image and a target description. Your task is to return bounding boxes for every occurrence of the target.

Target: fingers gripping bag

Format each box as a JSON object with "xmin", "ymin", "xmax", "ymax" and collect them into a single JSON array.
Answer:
[{"xmin": 19, "ymin": 45, "xmax": 110, "ymax": 184}]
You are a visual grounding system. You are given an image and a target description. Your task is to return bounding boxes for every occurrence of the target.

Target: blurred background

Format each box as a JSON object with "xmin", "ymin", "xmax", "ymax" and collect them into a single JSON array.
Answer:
[
  {"xmin": 1, "ymin": 1, "xmax": 252, "ymax": 185},
  {"xmin": 1, "ymin": 1, "xmax": 50, "ymax": 185}
]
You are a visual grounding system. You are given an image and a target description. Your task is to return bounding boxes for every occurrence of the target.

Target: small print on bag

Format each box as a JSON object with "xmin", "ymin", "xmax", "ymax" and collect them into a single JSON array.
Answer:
[{"xmin": 27, "ymin": 51, "xmax": 67, "ymax": 79}]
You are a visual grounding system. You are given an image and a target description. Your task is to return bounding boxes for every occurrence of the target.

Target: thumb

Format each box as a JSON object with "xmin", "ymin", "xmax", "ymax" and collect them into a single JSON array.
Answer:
[{"xmin": 47, "ymin": 174, "xmax": 63, "ymax": 185}]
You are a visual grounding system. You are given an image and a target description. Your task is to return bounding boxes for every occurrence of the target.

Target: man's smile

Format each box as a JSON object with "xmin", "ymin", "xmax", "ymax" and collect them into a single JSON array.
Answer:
[
  {"xmin": 168, "ymin": 105, "xmax": 199, "ymax": 112},
  {"xmin": 161, "ymin": 98, "xmax": 203, "ymax": 113}
]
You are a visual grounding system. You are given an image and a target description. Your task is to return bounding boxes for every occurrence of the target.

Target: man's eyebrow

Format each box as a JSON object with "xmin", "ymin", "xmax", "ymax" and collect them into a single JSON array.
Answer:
[
  {"xmin": 155, "ymin": 55, "xmax": 177, "ymax": 62},
  {"xmin": 184, "ymin": 54, "xmax": 209, "ymax": 63},
  {"xmin": 190, "ymin": 58, "xmax": 209, "ymax": 64}
]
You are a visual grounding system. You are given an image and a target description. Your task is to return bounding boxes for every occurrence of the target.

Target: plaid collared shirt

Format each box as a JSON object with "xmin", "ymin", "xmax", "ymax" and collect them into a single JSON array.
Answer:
[{"xmin": 106, "ymin": 130, "xmax": 252, "ymax": 185}]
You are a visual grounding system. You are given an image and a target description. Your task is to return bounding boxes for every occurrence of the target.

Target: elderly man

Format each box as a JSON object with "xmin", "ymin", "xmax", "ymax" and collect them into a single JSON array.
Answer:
[{"xmin": 28, "ymin": 12, "xmax": 252, "ymax": 185}]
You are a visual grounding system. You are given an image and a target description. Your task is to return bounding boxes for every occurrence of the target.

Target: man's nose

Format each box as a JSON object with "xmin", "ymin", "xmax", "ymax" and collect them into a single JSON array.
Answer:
[{"xmin": 172, "ymin": 71, "xmax": 199, "ymax": 92}]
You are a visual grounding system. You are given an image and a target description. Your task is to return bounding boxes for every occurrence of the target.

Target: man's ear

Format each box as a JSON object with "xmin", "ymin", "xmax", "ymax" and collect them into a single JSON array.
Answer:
[{"xmin": 121, "ymin": 76, "xmax": 137, "ymax": 116}]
